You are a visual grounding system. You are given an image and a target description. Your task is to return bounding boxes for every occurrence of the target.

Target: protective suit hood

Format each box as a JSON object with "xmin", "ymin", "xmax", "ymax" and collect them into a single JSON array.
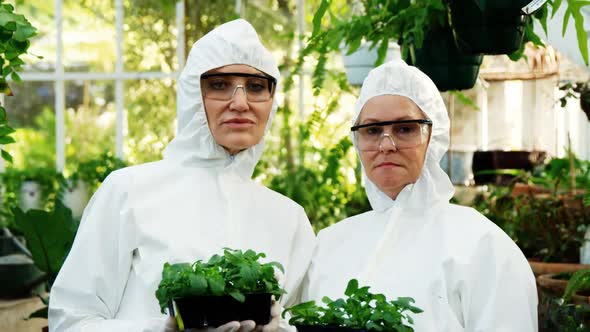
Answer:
[
  {"xmin": 351, "ymin": 59, "xmax": 454, "ymax": 211},
  {"xmin": 163, "ymin": 18, "xmax": 280, "ymax": 179}
]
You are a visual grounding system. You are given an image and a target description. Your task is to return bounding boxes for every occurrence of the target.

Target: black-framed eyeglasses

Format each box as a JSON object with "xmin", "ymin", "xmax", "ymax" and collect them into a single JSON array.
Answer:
[
  {"xmin": 200, "ymin": 72, "xmax": 277, "ymax": 102},
  {"xmin": 351, "ymin": 119, "xmax": 433, "ymax": 151}
]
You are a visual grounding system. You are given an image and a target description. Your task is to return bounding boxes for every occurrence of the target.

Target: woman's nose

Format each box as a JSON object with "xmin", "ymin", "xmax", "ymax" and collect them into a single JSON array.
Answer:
[
  {"xmin": 229, "ymin": 86, "xmax": 249, "ymax": 111},
  {"xmin": 379, "ymin": 133, "xmax": 398, "ymax": 153}
]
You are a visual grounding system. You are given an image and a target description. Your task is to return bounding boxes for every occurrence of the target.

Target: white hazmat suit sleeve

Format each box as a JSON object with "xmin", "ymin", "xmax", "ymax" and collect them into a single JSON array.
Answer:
[
  {"xmin": 48, "ymin": 171, "xmax": 165, "ymax": 332},
  {"xmin": 460, "ymin": 225, "xmax": 538, "ymax": 331}
]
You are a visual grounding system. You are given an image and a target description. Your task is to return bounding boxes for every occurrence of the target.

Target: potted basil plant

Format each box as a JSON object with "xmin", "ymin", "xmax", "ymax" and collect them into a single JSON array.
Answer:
[
  {"xmin": 283, "ymin": 279, "xmax": 423, "ymax": 332},
  {"xmin": 155, "ymin": 248, "xmax": 286, "ymax": 331}
]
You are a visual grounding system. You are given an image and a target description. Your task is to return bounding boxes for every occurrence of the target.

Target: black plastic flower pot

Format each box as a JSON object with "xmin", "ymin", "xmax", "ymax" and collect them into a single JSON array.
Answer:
[
  {"xmin": 169, "ymin": 293, "xmax": 272, "ymax": 330},
  {"xmin": 473, "ymin": 0, "xmax": 532, "ymax": 12},
  {"xmin": 472, "ymin": 150, "xmax": 547, "ymax": 185},
  {"xmin": 0, "ymin": 254, "xmax": 46, "ymax": 298},
  {"xmin": 296, "ymin": 325, "xmax": 369, "ymax": 332},
  {"xmin": 448, "ymin": 0, "xmax": 528, "ymax": 55},
  {"xmin": 403, "ymin": 25, "xmax": 483, "ymax": 92}
]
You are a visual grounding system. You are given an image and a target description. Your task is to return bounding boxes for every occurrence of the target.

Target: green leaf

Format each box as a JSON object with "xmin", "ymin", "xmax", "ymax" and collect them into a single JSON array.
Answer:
[
  {"xmin": 562, "ymin": 7, "xmax": 571, "ymax": 37},
  {"xmin": 10, "ymin": 70, "xmax": 20, "ymax": 82},
  {"xmin": 571, "ymin": 6, "xmax": 589, "ymax": 65},
  {"xmin": 0, "ymin": 134, "xmax": 15, "ymax": 144},
  {"xmin": 188, "ymin": 274, "xmax": 207, "ymax": 296},
  {"xmin": 228, "ymin": 290, "xmax": 246, "ymax": 302},
  {"xmin": 13, "ymin": 23, "xmax": 36, "ymax": 41},
  {"xmin": 344, "ymin": 279, "xmax": 359, "ymax": 296},
  {"xmin": 207, "ymin": 273, "xmax": 225, "ymax": 296},
  {"xmin": 13, "ymin": 202, "xmax": 77, "ymax": 280},
  {"xmin": 1, "ymin": 149, "xmax": 12, "ymax": 163},
  {"xmin": 375, "ymin": 37, "xmax": 389, "ymax": 66},
  {"xmin": 552, "ymin": 0, "xmax": 563, "ymax": 17},
  {"xmin": 312, "ymin": 0, "xmax": 330, "ymax": 37},
  {"xmin": 25, "ymin": 306, "xmax": 48, "ymax": 320},
  {"xmin": 0, "ymin": 125, "xmax": 15, "ymax": 136}
]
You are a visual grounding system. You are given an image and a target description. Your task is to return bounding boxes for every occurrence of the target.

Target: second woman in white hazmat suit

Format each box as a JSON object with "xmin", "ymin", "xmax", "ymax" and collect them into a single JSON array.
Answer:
[
  {"xmin": 302, "ymin": 60, "xmax": 538, "ymax": 331},
  {"xmin": 48, "ymin": 19, "xmax": 315, "ymax": 332}
]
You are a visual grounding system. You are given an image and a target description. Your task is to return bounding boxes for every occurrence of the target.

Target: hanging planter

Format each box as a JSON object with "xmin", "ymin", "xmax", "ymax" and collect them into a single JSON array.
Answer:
[
  {"xmin": 472, "ymin": 0, "xmax": 533, "ymax": 11},
  {"xmin": 341, "ymin": 42, "xmax": 401, "ymax": 86},
  {"xmin": 403, "ymin": 25, "xmax": 483, "ymax": 91},
  {"xmin": 447, "ymin": 0, "xmax": 530, "ymax": 55},
  {"xmin": 580, "ymin": 83, "xmax": 590, "ymax": 121}
]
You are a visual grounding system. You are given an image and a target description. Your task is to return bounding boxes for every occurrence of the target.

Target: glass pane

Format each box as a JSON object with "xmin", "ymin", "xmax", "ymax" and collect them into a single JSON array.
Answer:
[
  {"xmin": 4, "ymin": 80, "xmax": 56, "ymax": 169},
  {"xmin": 15, "ymin": 1, "xmax": 55, "ymax": 71},
  {"xmin": 64, "ymin": 80, "xmax": 116, "ymax": 173},
  {"xmin": 124, "ymin": 79, "xmax": 176, "ymax": 164},
  {"xmin": 124, "ymin": 2, "xmax": 177, "ymax": 72},
  {"xmin": 63, "ymin": 1, "xmax": 116, "ymax": 72}
]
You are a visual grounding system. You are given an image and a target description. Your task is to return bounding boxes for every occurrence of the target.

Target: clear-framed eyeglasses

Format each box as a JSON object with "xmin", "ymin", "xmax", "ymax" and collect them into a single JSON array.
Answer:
[
  {"xmin": 200, "ymin": 72, "xmax": 277, "ymax": 102},
  {"xmin": 351, "ymin": 119, "xmax": 433, "ymax": 151}
]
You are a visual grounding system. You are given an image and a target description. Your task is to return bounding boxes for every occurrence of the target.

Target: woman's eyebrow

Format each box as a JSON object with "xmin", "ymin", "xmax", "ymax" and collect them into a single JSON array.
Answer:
[{"xmin": 360, "ymin": 115, "xmax": 417, "ymax": 124}]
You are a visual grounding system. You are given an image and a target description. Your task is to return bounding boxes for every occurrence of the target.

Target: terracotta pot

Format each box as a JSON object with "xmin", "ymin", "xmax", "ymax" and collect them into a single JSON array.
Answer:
[
  {"xmin": 528, "ymin": 261, "xmax": 590, "ymax": 277},
  {"xmin": 511, "ymin": 183, "xmax": 550, "ymax": 197}
]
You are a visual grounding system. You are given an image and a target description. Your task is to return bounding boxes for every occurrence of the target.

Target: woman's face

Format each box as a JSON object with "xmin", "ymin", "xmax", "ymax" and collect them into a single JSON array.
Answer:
[
  {"xmin": 201, "ymin": 64, "xmax": 275, "ymax": 155},
  {"xmin": 356, "ymin": 95, "xmax": 431, "ymax": 199}
]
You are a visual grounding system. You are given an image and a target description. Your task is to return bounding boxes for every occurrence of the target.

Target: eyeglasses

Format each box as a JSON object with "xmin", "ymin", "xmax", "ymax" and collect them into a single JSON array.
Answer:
[
  {"xmin": 351, "ymin": 119, "xmax": 433, "ymax": 151},
  {"xmin": 200, "ymin": 72, "xmax": 277, "ymax": 102}
]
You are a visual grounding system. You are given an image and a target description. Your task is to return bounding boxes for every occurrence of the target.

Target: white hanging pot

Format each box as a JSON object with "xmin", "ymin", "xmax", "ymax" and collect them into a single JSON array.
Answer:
[
  {"xmin": 19, "ymin": 180, "xmax": 42, "ymax": 212},
  {"xmin": 63, "ymin": 179, "xmax": 90, "ymax": 219},
  {"xmin": 341, "ymin": 42, "xmax": 401, "ymax": 86}
]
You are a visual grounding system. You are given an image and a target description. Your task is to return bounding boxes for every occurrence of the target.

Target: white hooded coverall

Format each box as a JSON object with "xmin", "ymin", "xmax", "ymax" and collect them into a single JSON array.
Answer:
[
  {"xmin": 302, "ymin": 60, "xmax": 538, "ymax": 332},
  {"xmin": 49, "ymin": 19, "xmax": 316, "ymax": 332}
]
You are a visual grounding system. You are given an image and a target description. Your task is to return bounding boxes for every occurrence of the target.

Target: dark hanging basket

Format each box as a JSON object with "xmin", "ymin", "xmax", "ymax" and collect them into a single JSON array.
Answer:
[
  {"xmin": 580, "ymin": 85, "xmax": 590, "ymax": 121},
  {"xmin": 403, "ymin": 25, "xmax": 483, "ymax": 91},
  {"xmin": 448, "ymin": 0, "xmax": 529, "ymax": 55},
  {"xmin": 472, "ymin": 0, "xmax": 532, "ymax": 12}
]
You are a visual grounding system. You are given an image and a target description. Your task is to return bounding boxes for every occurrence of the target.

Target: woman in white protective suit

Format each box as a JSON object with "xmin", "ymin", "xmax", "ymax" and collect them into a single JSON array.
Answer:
[
  {"xmin": 48, "ymin": 19, "xmax": 315, "ymax": 332},
  {"xmin": 302, "ymin": 60, "xmax": 538, "ymax": 331}
]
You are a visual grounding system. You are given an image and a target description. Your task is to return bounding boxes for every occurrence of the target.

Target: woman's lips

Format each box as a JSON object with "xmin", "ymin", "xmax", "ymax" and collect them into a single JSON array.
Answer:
[
  {"xmin": 223, "ymin": 118, "xmax": 254, "ymax": 128},
  {"xmin": 375, "ymin": 162, "xmax": 400, "ymax": 169}
]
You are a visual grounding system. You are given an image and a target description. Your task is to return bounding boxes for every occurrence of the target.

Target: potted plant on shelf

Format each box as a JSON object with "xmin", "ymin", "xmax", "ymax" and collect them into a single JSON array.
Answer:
[
  {"xmin": 155, "ymin": 248, "xmax": 285, "ymax": 330},
  {"xmin": 64, "ymin": 152, "xmax": 126, "ymax": 219},
  {"xmin": 536, "ymin": 268, "xmax": 590, "ymax": 330},
  {"xmin": 472, "ymin": 152, "xmax": 590, "ymax": 275},
  {"xmin": 283, "ymin": 279, "xmax": 423, "ymax": 332}
]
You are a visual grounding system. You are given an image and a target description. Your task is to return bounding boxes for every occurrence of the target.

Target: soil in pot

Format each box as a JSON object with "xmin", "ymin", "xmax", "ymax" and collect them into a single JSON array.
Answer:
[{"xmin": 170, "ymin": 293, "xmax": 271, "ymax": 329}]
